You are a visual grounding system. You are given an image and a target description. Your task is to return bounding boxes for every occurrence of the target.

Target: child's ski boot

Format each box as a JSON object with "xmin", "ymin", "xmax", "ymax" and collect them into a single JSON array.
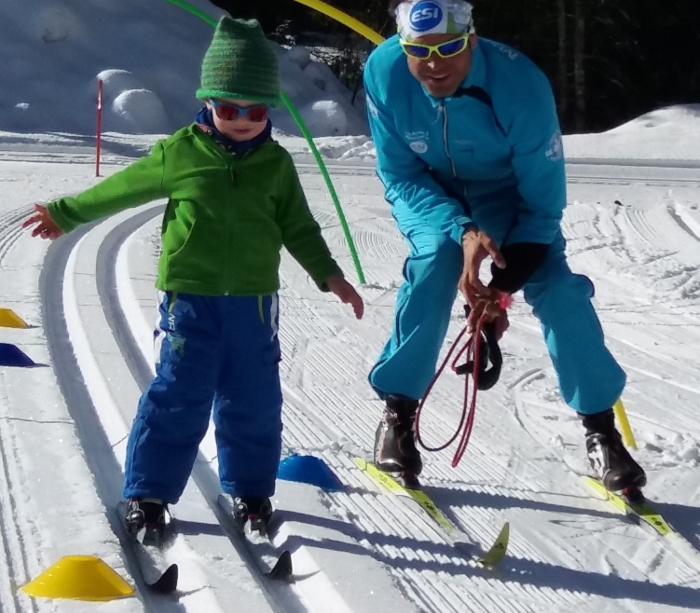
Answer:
[
  {"xmin": 232, "ymin": 497, "xmax": 273, "ymax": 536},
  {"xmin": 124, "ymin": 498, "xmax": 169, "ymax": 546}
]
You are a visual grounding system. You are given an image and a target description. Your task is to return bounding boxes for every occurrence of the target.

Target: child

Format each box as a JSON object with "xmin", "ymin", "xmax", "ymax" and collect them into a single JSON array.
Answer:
[{"xmin": 24, "ymin": 16, "xmax": 364, "ymax": 534}]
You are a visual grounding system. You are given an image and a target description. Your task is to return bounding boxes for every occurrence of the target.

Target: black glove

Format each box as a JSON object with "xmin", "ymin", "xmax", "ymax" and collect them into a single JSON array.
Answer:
[{"xmin": 489, "ymin": 242, "xmax": 550, "ymax": 294}]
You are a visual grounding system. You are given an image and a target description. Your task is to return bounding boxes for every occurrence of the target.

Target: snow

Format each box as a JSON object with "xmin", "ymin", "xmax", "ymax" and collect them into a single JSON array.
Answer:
[
  {"xmin": 0, "ymin": 0, "xmax": 368, "ymax": 138},
  {"xmin": 3, "ymin": 0, "xmax": 700, "ymax": 611}
]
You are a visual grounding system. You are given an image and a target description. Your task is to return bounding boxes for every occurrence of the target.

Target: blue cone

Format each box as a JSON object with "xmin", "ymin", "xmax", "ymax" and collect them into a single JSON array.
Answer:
[
  {"xmin": 0, "ymin": 344, "xmax": 35, "ymax": 367},
  {"xmin": 277, "ymin": 454, "xmax": 344, "ymax": 492}
]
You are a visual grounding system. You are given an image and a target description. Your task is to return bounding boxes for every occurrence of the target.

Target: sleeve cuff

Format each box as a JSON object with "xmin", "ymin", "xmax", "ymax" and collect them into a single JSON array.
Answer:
[{"xmin": 450, "ymin": 217, "xmax": 477, "ymax": 245}]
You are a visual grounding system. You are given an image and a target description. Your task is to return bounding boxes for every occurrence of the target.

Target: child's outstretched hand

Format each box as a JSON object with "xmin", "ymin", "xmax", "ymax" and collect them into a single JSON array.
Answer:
[
  {"xmin": 327, "ymin": 274, "xmax": 364, "ymax": 319},
  {"xmin": 22, "ymin": 204, "xmax": 64, "ymax": 240}
]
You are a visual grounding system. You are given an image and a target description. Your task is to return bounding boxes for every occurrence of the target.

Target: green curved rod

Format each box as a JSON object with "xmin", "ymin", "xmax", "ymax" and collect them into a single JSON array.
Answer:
[
  {"xmin": 279, "ymin": 92, "xmax": 365, "ymax": 283},
  {"xmin": 161, "ymin": 0, "xmax": 365, "ymax": 283}
]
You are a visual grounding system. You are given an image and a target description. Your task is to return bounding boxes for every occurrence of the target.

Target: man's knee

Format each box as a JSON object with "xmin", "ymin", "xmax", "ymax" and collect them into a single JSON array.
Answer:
[
  {"xmin": 525, "ymin": 273, "xmax": 595, "ymax": 322},
  {"xmin": 405, "ymin": 235, "xmax": 462, "ymax": 288}
]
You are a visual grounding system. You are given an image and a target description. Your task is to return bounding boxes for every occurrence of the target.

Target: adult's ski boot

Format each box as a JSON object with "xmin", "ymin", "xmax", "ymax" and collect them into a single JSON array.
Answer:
[
  {"xmin": 124, "ymin": 498, "xmax": 168, "ymax": 546},
  {"xmin": 582, "ymin": 409, "xmax": 647, "ymax": 495},
  {"xmin": 374, "ymin": 394, "xmax": 422, "ymax": 487},
  {"xmin": 232, "ymin": 497, "xmax": 273, "ymax": 535}
]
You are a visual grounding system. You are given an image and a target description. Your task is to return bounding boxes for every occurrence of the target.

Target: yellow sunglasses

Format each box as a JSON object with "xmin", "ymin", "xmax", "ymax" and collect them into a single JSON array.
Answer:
[{"xmin": 399, "ymin": 34, "xmax": 470, "ymax": 60}]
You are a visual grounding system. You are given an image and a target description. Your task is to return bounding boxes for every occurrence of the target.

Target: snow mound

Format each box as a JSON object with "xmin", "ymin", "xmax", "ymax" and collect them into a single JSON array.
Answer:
[
  {"xmin": 613, "ymin": 104, "xmax": 700, "ymax": 132},
  {"xmin": 35, "ymin": 5, "xmax": 82, "ymax": 43},
  {"xmin": 301, "ymin": 100, "xmax": 348, "ymax": 137},
  {"xmin": 564, "ymin": 104, "xmax": 700, "ymax": 162},
  {"xmin": 111, "ymin": 89, "xmax": 169, "ymax": 134},
  {"xmin": 272, "ymin": 43, "xmax": 368, "ymax": 138},
  {"xmin": 0, "ymin": 0, "xmax": 369, "ymax": 137}
]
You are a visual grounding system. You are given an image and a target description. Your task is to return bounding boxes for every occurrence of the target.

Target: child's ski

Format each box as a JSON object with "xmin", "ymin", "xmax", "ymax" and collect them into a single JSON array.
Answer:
[
  {"xmin": 116, "ymin": 502, "xmax": 179, "ymax": 594},
  {"xmin": 354, "ymin": 458, "xmax": 509, "ymax": 567},
  {"xmin": 217, "ymin": 494, "xmax": 293, "ymax": 581}
]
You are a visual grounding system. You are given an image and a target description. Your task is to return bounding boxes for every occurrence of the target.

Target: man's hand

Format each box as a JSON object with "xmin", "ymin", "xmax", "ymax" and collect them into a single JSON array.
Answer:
[
  {"xmin": 467, "ymin": 298, "xmax": 509, "ymax": 341},
  {"xmin": 326, "ymin": 274, "xmax": 364, "ymax": 319},
  {"xmin": 458, "ymin": 228, "xmax": 505, "ymax": 306},
  {"xmin": 22, "ymin": 204, "xmax": 64, "ymax": 240}
]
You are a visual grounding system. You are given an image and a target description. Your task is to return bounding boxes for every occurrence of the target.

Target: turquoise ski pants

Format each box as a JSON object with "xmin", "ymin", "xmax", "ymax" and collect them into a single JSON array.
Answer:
[{"xmin": 369, "ymin": 225, "xmax": 625, "ymax": 415}]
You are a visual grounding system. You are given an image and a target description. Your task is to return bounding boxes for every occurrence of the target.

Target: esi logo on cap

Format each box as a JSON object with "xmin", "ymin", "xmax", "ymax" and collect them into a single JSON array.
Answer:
[{"xmin": 409, "ymin": 1, "xmax": 444, "ymax": 32}]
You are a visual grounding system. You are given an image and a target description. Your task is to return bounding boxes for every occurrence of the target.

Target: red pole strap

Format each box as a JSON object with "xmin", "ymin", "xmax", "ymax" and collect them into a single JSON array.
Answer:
[
  {"xmin": 414, "ymin": 313, "xmax": 488, "ymax": 467},
  {"xmin": 95, "ymin": 79, "xmax": 103, "ymax": 177}
]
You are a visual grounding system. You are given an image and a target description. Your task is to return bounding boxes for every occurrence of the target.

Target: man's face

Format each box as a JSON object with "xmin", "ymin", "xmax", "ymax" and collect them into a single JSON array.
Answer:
[{"xmin": 406, "ymin": 33, "xmax": 477, "ymax": 98}]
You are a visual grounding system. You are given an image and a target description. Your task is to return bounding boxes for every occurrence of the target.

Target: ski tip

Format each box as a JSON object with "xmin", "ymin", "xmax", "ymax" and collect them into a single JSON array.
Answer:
[
  {"xmin": 149, "ymin": 563, "xmax": 178, "ymax": 594},
  {"xmin": 476, "ymin": 522, "xmax": 510, "ymax": 568},
  {"xmin": 267, "ymin": 550, "xmax": 293, "ymax": 581}
]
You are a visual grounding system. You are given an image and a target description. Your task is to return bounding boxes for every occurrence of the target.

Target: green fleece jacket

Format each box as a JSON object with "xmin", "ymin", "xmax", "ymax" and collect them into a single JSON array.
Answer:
[{"xmin": 47, "ymin": 125, "xmax": 342, "ymax": 296}]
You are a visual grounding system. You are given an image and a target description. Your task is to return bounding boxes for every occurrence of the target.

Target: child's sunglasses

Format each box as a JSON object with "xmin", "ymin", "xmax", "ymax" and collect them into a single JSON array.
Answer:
[
  {"xmin": 210, "ymin": 99, "xmax": 270, "ymax": 122},
  {"xmin": 399, "ymin": 34, "xmax": 470, "ymax": 60}
]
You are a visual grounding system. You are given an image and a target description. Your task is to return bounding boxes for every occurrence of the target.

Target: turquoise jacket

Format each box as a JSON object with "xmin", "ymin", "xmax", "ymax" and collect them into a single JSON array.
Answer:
[
  {"xmin": 47, "ymin": 125, "xmax": 342, "ymax": 296},
  {"xmin": 363, "ymin": 36, "xmax": 567, "ymax": 247}
]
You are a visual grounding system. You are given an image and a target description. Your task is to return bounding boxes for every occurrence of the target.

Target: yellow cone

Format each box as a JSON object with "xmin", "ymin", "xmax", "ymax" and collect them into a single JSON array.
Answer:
[
  {"xmin": 0, "ymin": 308, "xmax": 28, "ymax": 329},
  {"xmin": 20, "ymin": 555, "xmax": 134, "ymax": 601}
]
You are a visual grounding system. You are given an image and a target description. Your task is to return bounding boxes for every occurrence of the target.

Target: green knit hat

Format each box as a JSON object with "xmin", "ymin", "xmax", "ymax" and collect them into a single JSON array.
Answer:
[{"xmin": 196, "ymin": 17, "xmax": 281, "ymax": 107}]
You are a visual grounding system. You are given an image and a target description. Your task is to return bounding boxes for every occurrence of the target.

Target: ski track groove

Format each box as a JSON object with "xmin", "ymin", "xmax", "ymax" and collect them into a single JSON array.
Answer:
[
  {"xmin": 0, "ymin": 209, "xmax": 31, "ymax": 265},
  {"xmin": 321, "ymin": 457, "xmax": 557, "ymax": 613},
  {"xmin": 0, "ymin": 210, "xmax": 44, "ymax": 613},
  {"xmin": 0, "ymin": 411, "xmax": 41, "ymax": 613}
]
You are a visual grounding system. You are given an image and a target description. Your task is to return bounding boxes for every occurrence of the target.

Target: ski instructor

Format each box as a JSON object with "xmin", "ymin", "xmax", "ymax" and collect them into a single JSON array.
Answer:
[{"xmin": 364, "ymin": 0, "xmax": 646, "ymax": 493}]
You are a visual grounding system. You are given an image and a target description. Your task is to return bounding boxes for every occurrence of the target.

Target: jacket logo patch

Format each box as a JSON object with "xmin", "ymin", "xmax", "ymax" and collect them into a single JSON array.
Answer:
[
  {"xmin": 367, "ymin": 98, "xmax": 379, "ymax": 119},
  {"xmin": 488, "ymin": 41, "xmax": 519, "ymax": 60},
  {"xmin": 546, "ymin": 130, "xmax": 563, "ymax": 161},
  {"xmin": 409, "ymin": 1, "xmax": 443, "ymax": 31},
  {"xmin": 410, "ymin": 141, "xmax": 429, "ymax": 154}
]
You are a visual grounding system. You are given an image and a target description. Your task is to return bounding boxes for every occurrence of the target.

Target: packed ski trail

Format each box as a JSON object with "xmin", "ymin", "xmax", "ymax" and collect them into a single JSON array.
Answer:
[{"xmin": 1, "ymin": 152, "xmax": 700, "ymax": 612}]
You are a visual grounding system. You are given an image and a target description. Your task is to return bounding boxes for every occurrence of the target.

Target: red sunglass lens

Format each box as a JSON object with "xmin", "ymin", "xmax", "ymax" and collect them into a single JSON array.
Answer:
[
  {"xmin": 215, "ymin": 104, "xmax": 240, "ymax": 121},
  {"xmin": 245, "ymin": 106, "xmax": 268, "ymax": 122}
]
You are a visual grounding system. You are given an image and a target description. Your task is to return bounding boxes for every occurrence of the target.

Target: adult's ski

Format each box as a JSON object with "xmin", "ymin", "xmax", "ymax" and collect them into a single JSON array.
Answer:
[
  {"xmin": 116, "ymin": 502, "xmax": 179, "ymax": 594},
  {"xmin": 354, "ymin": 458, "xmax": 509, "ymax": 567},
  {"xmin": 582, "ymin": 475, "xmax": 700, "ymax": 573},
  {"xmin": 217, "ymin": 494, "xmax": 293, "ymax": 581}
]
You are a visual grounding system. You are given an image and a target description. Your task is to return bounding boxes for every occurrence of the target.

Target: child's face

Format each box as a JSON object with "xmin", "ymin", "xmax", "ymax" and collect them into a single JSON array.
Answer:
[{"xmin": 207, "ymin": 99, "xmax": 270, "ymax": 142}]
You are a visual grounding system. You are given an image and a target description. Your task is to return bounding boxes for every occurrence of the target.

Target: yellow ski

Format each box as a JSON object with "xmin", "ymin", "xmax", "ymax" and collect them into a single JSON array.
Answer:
[
  {"xmin": 581, "ymin": 476, "xmax": 673, "ymax": 537},
  {"xmin": 355, "ymin": 458, "xmax": 509, "ymax": 567}
]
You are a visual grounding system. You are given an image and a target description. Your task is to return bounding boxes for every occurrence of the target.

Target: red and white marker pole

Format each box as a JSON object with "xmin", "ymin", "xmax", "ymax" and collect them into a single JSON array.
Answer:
[{"xmin": 95, "ymin": 78, "xmax": 103, "ymax": 177}]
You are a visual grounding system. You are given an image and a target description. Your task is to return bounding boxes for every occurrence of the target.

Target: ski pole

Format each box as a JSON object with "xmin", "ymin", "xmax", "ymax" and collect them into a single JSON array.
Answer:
[
  {"xmin": 613, "ymin": 399, "xmax": 637, "ymax": 450},
  {"xmin": 95, "ymin": 78, "xmax": 103, "ymax": 177}
]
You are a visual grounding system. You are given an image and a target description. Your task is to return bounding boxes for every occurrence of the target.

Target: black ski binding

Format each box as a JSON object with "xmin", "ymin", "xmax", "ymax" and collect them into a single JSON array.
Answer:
[
  {"xmin": 622, "ymin": 486, "xmax": 646, "ymax": 505},
  {"xmin": 399, "ymin": 471, "xmax": 421, "ymax": 490}
]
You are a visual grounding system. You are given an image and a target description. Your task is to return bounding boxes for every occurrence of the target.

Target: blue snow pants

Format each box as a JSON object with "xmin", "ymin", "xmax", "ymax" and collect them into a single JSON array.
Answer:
[
  {"xmin": 123, "ymin": 292, "xmax": 283, "ymax": 504},
  {"xmin": 369, "ymin": 216, "xmax": 626, "ymax": 415}
]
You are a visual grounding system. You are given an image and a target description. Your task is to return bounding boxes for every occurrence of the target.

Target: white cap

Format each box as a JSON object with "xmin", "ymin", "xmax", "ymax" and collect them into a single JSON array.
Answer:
[{"xmin": 396, "ymin": 0, "xmax": 475, "ymax": 42}]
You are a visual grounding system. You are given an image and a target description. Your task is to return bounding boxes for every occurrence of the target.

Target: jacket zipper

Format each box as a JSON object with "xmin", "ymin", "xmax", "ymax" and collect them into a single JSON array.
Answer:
[
  {"xmin": 441, "ymin": 102, "xmax": 469, "ymax": 202},
  {"xmin": 226, "ymin": 164, "xmax": 236, "ymax": 296}
]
